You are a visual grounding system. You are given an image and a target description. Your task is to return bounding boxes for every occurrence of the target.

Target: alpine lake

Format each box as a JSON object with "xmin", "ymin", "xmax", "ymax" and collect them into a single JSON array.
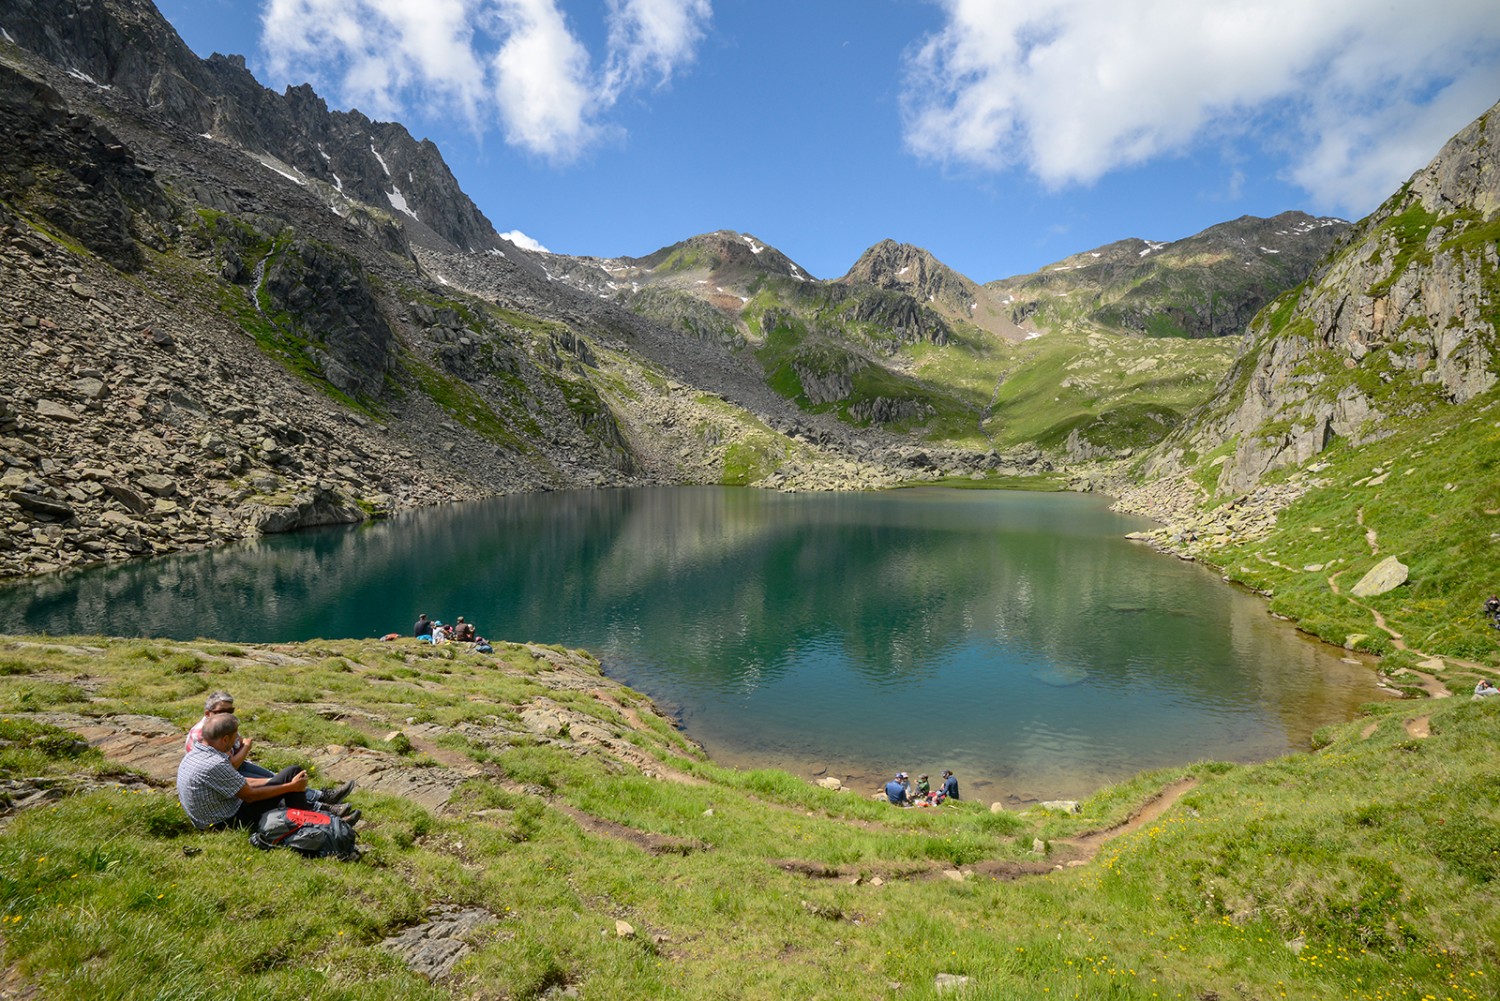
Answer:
[{"xmin": 0, "ymin": 486, "xmax": 1384, "ymax": 803}]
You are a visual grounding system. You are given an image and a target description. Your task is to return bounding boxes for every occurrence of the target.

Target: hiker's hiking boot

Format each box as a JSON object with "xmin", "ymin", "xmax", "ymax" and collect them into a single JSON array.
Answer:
[{"xmin": 318, "ymin": 779, "xmax": 356, "ymax": 805}]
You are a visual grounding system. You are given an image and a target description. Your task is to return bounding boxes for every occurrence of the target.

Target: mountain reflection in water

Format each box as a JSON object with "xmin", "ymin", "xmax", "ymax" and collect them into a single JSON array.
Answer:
[{"xmin": 0, "ymin": 486, "xmax": 1381, "ymax": 799}]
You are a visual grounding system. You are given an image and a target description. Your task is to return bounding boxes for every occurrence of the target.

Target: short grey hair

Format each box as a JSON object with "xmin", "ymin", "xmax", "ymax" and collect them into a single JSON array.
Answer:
[
  {"xmin": 204, "ymin": 691, "xmax": 235, "ymax": 712},
  {"xmin": 202, "ymin": 713, "xmax": 238, "ymax": 741}
]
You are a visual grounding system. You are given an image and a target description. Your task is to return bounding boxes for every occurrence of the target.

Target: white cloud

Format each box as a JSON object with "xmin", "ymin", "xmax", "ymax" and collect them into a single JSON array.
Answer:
[
  {"xmin": 901, "ymin": 0, "xmax": 1500, "ymax": 215},
  {"xmin": 602, "ymin": 0, "xmax": 712, "ymax": 100},
  {"xmin": 489, "ymin": 0, "xmax": 598, "ymax": 158},
  {"xmin": 500, "ymin": 229, "xmax": 551, "ymax": 252},
  {"xmin": 261, "ymin": 0, "xmax": 489, "ymax": 121},
  {"xmin": 257, "ymin": 0, "xmax": 712, "ymax": 161}
]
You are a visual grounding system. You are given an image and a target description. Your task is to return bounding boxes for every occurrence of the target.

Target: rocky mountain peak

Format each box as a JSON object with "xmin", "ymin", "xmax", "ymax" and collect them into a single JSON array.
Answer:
[
  {"xmin": 842, "ymin": 239, "xmax": 953, "ymax": 291},
  {"xmin": 987, "ymin": 211, "xmax": 1350, "ymax": 339},
  {"xmin": 841, "ymin": 238, "xmax": 1026, "ymax": 340},
  {"xmin": 0, "ymin": 0, "xmax": 500, "ymax": 254},
  {"xmin": 626, "ymin": 230, "xmax": 814, "ymax": 286}
]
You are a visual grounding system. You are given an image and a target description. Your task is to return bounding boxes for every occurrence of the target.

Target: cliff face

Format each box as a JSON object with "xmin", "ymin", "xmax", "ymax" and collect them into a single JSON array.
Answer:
[
  {"xmin": 0, "ymin": 0, "xmax": 500, "ymax": 253},
  {"xmin": 1149, "ymin": 102, "xmax": 1499, "ymax": 495}
]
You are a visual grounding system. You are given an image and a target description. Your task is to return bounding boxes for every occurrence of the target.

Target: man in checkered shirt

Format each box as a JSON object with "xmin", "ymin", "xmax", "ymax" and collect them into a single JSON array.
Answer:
[{"xmin": 177, "ymin": 712, "xmax": 323, "ymax": 829}]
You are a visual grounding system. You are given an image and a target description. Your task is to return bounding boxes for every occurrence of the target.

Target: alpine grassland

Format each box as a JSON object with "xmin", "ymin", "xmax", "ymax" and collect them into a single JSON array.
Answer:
[
  {"xmin": 961, "ymin": 329, "xmax": 1236, "ymax": 452},
  {"xmin": 1, "ymin": 635, "xmax": 1496, "ymax": 1000},
  {"xmin": 1191, "ymin": 385, "xmax": 1500, "ymax": 671}
]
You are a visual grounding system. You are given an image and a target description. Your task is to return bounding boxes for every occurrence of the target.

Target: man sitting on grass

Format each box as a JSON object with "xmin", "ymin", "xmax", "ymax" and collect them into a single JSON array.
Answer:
[{"xmin": 176, "ymin": 713, "xmax": 358, "ymax": 829}]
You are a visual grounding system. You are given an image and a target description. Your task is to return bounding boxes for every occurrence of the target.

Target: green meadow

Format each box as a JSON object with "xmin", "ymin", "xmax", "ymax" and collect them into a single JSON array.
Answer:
[{"xmin": 0, "ymin": 635, "xmax": 1496, "ymax": 1000}]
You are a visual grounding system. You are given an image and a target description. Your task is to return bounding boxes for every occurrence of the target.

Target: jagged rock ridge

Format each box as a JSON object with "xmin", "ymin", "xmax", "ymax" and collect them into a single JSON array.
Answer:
[{"xmin": 0, "ymin": 0, "xmax": 501, "ymax": 253}]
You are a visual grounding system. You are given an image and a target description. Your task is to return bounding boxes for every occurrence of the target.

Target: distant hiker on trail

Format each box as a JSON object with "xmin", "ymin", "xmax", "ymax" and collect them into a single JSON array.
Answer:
[
  {"xmin": 1476, "ymin": 679, "xmax": 1499, "ymax": 698},
  {"xmin": 885, "ymin": 774, "xmax": 911, "ymax": 806},
  {"xmin": 177, "ymin": 713, "xmax": 359, "ymax": 829},
  {"xmin": 1485, "ymin": 596, "xmax": 1500, "ymax": 628},
  {"xmin": 940, "ymin": 769, "xmax": 960, "ymax": 801},
  {"xmin": 414, "ymin": 613, "xmax": 433, "ymax": 638}
]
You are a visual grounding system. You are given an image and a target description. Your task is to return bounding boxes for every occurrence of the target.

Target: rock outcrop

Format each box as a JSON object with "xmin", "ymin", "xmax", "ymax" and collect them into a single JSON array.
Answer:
[{"xmin": 1143, "ymin": 100, "xmax": 1499, "ymax": 498}]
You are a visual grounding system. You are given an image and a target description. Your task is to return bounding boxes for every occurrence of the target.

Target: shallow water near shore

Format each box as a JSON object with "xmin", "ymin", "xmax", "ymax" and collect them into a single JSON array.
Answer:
[{"xmin": 0, "ymin": 486, "xmax": 1381, "ymax": 800}]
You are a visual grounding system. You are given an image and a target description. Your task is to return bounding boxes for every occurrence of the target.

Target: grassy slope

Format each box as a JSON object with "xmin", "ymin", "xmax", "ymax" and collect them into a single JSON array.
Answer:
[
  {"xmin": 744, "ymin": 273, "xmax": 1237, "ymax": 455},
  {"xmin": 908, "ymin": 327, "xmax": 1236, "ymax": 452},
  {"xmin": 1, "ymin": 637, "xmax": 1497, "ymax": 1000},
  {"xmin": 1191, "ymin": 389, "xmax": 1500, "ymax": 669}
]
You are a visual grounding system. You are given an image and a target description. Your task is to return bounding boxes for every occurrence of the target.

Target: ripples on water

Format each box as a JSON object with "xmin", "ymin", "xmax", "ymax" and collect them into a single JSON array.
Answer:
[{"xmin": 0, "ymin": 486, "xmax": 1382, "ymax": 799}]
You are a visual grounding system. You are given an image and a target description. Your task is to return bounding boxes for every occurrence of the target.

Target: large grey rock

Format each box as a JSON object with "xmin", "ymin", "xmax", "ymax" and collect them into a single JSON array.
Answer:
[
  {"xmin": 1351, "ymin": 556, "xmax": 1409, "ymax": 598},
  {"xmin": 35, "ymin": 399, "xmax": 80, "ymax": 422}
]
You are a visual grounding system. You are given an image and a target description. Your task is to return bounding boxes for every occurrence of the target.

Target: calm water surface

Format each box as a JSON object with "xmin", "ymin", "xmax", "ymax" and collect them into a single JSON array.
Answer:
[{"xmin": 0, "ymin": 487, "xmax": 1381, "ymax": 800}]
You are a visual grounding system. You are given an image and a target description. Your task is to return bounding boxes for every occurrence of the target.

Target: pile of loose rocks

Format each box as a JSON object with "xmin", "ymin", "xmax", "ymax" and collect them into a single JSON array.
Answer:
[{"xmin": 0, "ymin": 222, "xmax": 493, "ymax": 578}]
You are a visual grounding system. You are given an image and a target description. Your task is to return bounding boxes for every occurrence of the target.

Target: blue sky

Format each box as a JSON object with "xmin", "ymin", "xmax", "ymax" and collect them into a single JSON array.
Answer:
[{"xmin": 154, "ymin": 0, "xmax": 1500, "ymax": 283}]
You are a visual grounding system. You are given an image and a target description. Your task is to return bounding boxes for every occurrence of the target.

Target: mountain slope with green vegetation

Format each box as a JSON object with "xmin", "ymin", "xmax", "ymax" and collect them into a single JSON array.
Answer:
[
  {"xmin": 1, "ymin": 635, "xmax": 1497, "ymax": 1000},
  {"xmin": 1119, "ymin": 99, "xmax": 1500, "ymax": 670},
  {"xmin": 986, "ymin": 212, "xmax": 1351, "ymax": 339}
]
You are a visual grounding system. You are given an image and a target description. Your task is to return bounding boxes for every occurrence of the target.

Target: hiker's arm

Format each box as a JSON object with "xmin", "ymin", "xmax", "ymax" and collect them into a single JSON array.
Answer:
[{"xmin": 229, "ymin": 737, "xmax": 252, "ymax": 769}]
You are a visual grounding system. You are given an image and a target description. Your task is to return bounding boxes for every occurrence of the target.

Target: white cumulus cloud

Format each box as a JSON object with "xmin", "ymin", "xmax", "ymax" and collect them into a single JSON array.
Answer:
[
  {"xmin": 257, "ymin": 0, "xmax": 712, "ymax": 161},
  {"xmin": 901, "ymin": 0, "xmax": 1500, "ymax": 215},
  {"xmin": 261, "ymin": 0, "xmax": 489, "ymax": 121},
  {"xmin": 500, "ymin": 229, "xmax": 551, "ymax": 252}
]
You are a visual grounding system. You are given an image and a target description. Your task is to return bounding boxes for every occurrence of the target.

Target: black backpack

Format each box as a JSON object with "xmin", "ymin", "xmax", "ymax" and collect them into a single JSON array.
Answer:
[{"xmin": 250, "ymin": 807, "xmax": 359, "ymax": 860}]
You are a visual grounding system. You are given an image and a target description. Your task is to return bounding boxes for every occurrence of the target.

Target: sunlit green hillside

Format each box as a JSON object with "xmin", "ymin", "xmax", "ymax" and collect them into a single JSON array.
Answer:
[{"xmin": 1, "ymin": 636, "xmax": 1497, "ymax": 1000}]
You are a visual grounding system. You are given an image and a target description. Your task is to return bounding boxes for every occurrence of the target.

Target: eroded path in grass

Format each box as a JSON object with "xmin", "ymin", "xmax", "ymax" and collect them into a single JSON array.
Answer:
[
  {"xmin": 1327, "ymin": 571, "xmax": 1459, "ymax": 697},
  {"xmin": 779, "ymin": 777, "xmax": 1201, "ymax": 884}
]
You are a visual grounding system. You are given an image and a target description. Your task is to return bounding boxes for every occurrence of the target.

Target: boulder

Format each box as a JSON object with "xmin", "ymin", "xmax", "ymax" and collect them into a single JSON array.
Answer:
[
  {"xmin": 10, "ymin": 490, "xmax": 73, "ymax": 519},
  {"xmin": 1350, "ymin": 555, "xmax": 1409, "ymax": 597},
  {"xmin": 136, "ymin": 473, "xmax": 177, "ymax": 497},
  {"xmin": 35, "ymin": 399, "xmax": 80, "ymax": 422}
]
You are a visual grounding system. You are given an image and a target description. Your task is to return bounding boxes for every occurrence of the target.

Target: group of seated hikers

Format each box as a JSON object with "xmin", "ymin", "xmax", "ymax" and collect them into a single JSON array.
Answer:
[
  {"xmin": 410, "ymin": 612, "xmax": 491, "ymax": 652},
  {"xmin": 176, "ymin": 690, "xmax": 359, "ymax": 833},
  {"xmin": 885, "ymin": 769, "xmax": 959, "ymax": 806}
]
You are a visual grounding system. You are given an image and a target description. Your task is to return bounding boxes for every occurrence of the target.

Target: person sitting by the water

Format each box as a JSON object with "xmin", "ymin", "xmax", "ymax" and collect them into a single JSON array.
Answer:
[
  {"xmin": 915, "ymin": 773, "xmax": 931, "ymax": 798},
  {"xmin": 885, "ymin": 773, "xmax": 911, "ymax": 806},
  {"xmin": 184, "ymin": 691, "xmax": 358, "ymax": 810},
  {"xmin": 414, "ymin": 613, "xmax": 433, "ymax": 639},
  {"xmin": 430, "ymin": 621, "xmax": 449, "ymax": 644},
  {"xmin": 185, "ymin": 691, "xmax": 272, "ymax": 777},
  {"xmin": 453, "ymin": 616, "xmax": 476, "ymax": 643},
  {"xmin": 1476, "ymin": 679, "xmax": 1499, "ymax": 698},
  {"xmin": 940, "ymin": 769, "xmax": 960, "ymax": 801},
  {"xmin": 177, "ymin": 713, "xmax": 360, "ymax": 829}
]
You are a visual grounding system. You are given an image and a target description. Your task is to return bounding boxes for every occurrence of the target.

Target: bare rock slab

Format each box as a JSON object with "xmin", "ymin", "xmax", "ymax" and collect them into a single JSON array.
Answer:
[{"xmin": 1350, "ymin": 555, "xmax": 1409, "ymax": 597}]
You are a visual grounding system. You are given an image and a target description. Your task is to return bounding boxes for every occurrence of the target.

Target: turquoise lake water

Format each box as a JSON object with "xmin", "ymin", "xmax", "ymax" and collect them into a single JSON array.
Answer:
[{"xmin": 0, "ymin": 486, "xmax": 1382, "ymax": 800}]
